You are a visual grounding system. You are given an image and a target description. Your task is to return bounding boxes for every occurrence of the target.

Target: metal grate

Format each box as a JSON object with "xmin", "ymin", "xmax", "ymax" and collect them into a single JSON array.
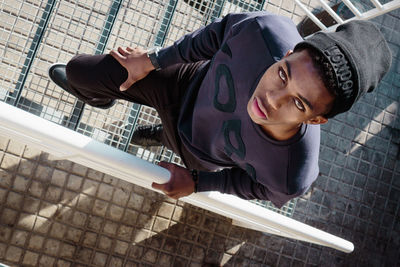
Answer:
[{"xmin": 7, "ymin": 0, "xmax": 398, "ymax": 217}]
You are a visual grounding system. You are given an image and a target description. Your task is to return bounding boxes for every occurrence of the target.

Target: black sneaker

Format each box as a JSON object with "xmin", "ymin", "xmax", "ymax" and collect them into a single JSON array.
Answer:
[
  {"xmin": 48, "ymin": 63, "xmax": 116, "ymax": 109},
  {"xmin": 130, "ymin": 124, "xmax": 163, "ymax": 147}
]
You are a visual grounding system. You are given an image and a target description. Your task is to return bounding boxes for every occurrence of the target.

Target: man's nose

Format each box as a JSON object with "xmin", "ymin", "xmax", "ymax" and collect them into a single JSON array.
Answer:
[{"xmin": 266, "ymin": 89, "xmax": 287, "ymax": 110}]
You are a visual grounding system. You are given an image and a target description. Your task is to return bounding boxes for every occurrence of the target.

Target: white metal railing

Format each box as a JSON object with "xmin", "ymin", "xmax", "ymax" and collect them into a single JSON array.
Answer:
[
  {"xmin": 296, "ymin": 0, "xmax": 400, "ymax": 32},
  {"xmin": 0, "ymin": 101, "xmax": 354, "ymax": 253}
]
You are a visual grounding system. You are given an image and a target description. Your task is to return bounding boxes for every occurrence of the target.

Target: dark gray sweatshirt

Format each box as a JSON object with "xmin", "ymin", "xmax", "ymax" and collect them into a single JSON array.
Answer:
[{"xmin": 156, "ymin": 12, "xmax": 320, "ymax": 208}]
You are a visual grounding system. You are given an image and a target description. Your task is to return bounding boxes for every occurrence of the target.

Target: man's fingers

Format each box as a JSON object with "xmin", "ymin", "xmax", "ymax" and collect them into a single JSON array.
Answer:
[
  {"xmin": 117, "ymin": 46, "xmax": 130, "ymax": 56},
  {"xmin": 120, "ymin": 79, "xmax": 134, "ymax": 91},
  {"xmin": 126, "ymin": 47, "xmax": 134, "ymax": 52},
  {"xmin": 110, "ymin": 50, "xmax": 126, "ymax": 64},
  {"xmin": 151, "ymin": 182, "xmax": 166, "ymax": 191}
]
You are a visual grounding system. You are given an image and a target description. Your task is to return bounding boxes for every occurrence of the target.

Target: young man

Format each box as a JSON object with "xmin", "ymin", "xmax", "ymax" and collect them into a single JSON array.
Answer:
[{"xmin": 49, "ymin": 12, "xmax": 391, "ymax": 208}]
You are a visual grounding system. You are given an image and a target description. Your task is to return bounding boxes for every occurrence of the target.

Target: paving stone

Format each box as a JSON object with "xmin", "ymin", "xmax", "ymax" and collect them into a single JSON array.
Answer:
[
  {"xmin": 10, "ymin": 229, "xmax": 28, "ymax": 247},
  {"xmin": 6, "ymin": 191, "xmax": 23, "ymax": 210},
  {"xmin": 87, "ymin": 216, "xmax": 103, "ymax": 232},
  {"xmin": 97, "ymin": 235, "xmax": 113, "ymax": 251},
  {"xmin": 38, "ymin": 201, "xmax": 58, "ymax": 218},
  {"xmin": 172, "ymin": 205, "xmax": 184, "ymax": 221},
  {"xmin": 0, "ymin": 225, "xmax": 11, "ymax": 246},
  {"xmin": 0, "ymin": 244, "xmax": 7, "ymax": 259},
  {"xmin": 97, "ymin": 183, "xmax": 114, "ymax": 201},
  {"xmin": 197, "ymin": 230, "xmax": 213, "ymax": 247},
  {"xmin": 22, "ymin": 250, "xmax": 40, "ymax": 266},
  {"xmin": 173, "ymin": 257, "xmax": 189, "ymax": 267},
  {"xmin": 92, "ymin": 199, "xmax": 108, "ymax": 217},
  {"xmin": 77, "ymin": 247, "xmax": 92, "ymax": 264},
  {"xmin": 13, "ymin": 175, "xmax": 30, "ymax": 192},
  {"xmin": 51, "ymin": 169, "xmax": 68, "ymax": 187},
  {"xmin": 57, "ymin": 259, "xmax": 73, "ymax": 267},
  {"xmin": 1, "ymin": 208, "xmax": 18, "ymax": 227},
  {"xmin": 192, "ymin": 245, "xmax": 206, "ymax": 261},
  {"xmin": 87, "ymin": 169, "xmax": 104, "ymax": 181},
  {"xmin": 6, "ymin": 140, "xmax": 24, "ymax": 156},
  {"xmin": 117, "ymin": 224, "xmax": 133, "ymax": 240},
  {"xmin": 153, "ymin": 216, "xmax": 169, "ymax": 232},
  {"xmin": 17, "ymin": 159, "xmax": 36, "ymax": 177},
  {"xmin": 45, "ymin": 185, "xmax": 62, "ymax": 203},
  {"xmin": 49, "ymin": 222, "xmax": 67, "ymax": 239},
  {"xmin": 103, "ymin": 174, "xmax": 118, "ymax": 185},
  {"xmin": 27, "ymin": 235, "xmax": 44, "ymax": 252},
  {"xmin": 146, "ymin": 233, "xmax": 164, "ymax": 249},
  {"xmin": 93, "ymin": 251, "xmax": 108, "ymax": 266},
  {"xmin": 66, "ymin": 174, "xmax": 83, "ymax": 191},
  {"xmin": 112, "ymin": 187, "xmax": 130, "ymax": 206},
  {"xmin": 5, "ymin": 245, "xmax": 23, "ymax": 262},
  {"xmin": 82, "ymin": 231, "xmax": 97, "ymax": 247},
  {"xmin": 107, "ymin": 204, "xmax": 124, "ymax": 221},
  {"xmin": 39, "ymin": 153, "xmax": 58, "ymax": 168},
  {"xmin": 157, "ymin": 202, "xmax": 175, "ymax": 219},
  {"xmin": 34, "ymin": 164, "xmax": 53, "ymax": 182},
  {"xmin": 109, "ymin": 256, "xmax": 124, "ymax": 267},
  {"xmin": 44, "ymin": 238, "xmax": 61, "ymax": 256},
  {"xmin": 141, "ymin": 197, "xmax": 161, "ymax": 213},
  {"xmin": 142, "ymin": 248, "xmax": 158, "ymax": 264},
  {"xmin": 0, "ymin": 137, "xmax": 9, "ymax": 151},
  {"xmin": 127, "ymin": 193, "xmax": 144, "ymax": 211},
  {"xmin": 71, "ymin": 163, "xmax": 88, "ymax": 176},
  {"xmin": 103, "ymin": 220, "xmax": 118, "ymax": 236},
  {"xmin": 77, "ymin": 194, "xmax": 94, "ymax": 212},
  {"xmin": 114, "ymin": 240, "xmax": 129, "ymax": 255},
  {"xmin": 55, "ymin": 205, "xmax": 73, "ymax": 222},
  {"xmin": 55, "ymin": 160, "xmax": 72, "ymax": 172},
  {"xmin": 72, "ymin": 211, "xmax": 87, "ymax": 228}
]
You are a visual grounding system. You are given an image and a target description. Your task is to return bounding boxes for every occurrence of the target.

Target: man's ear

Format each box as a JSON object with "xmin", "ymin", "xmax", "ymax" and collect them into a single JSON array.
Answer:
[
  {"xmin": 305, "ymin": 115, "xmax": 328, "ymax": 125},
  {"xmin": 284, "ymin": 49, "xmax": 293, "ymax": 58}
]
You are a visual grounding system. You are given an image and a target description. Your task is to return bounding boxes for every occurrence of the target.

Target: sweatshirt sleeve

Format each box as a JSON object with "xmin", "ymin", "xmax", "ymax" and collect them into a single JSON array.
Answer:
[
  {"xmin": 197, "ymin": 168, "xmax": 308, "ymax": 208},
  {"xmin": 156, "ymin": 12, "xmax": 262, "ymax": 68}
]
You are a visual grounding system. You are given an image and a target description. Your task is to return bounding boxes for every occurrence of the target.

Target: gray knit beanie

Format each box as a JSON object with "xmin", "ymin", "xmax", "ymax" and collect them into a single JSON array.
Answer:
[{"xmin": 294, "ymin": 20, "xmax": 392, "ymax": 118}]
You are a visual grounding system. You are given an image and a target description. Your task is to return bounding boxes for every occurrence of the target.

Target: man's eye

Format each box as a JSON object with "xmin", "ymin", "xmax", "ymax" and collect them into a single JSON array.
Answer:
[
  {"xmin": 294, "ymin": 98, "xmax": 305, "ymax": 111},
  {"xmin": 278, "ymin": 68, "xmax": 286, "ymax": 82}
]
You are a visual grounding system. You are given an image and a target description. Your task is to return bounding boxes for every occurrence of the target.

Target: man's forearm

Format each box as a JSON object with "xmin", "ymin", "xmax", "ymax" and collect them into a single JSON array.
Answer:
[{"xmin": 156, "ymin": 12, "xmax": 263, "ymax": 69}]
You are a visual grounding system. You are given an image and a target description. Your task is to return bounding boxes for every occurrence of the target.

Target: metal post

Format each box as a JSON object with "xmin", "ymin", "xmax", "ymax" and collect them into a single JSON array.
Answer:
[{"xmin": 155, "ymin": 0, "xmax": 179, "ymax": 47}]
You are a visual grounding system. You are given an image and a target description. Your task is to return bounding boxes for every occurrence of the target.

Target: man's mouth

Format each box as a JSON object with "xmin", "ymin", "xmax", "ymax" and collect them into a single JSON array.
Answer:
[{"xmin": 251, "ymin": 97, "xmax": 267, "ymax": 119}]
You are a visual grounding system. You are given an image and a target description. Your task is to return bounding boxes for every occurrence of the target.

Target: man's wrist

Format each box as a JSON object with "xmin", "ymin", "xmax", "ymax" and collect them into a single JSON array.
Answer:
[{"xmin": 147, "ymin": 47, "xmax": 161, "ymax": 71}]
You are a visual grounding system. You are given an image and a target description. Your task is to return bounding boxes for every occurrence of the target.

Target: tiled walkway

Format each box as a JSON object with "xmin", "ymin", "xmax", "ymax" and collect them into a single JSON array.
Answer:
[{"xmin": 0, "ymin": 4, "xmax": 399, "ymax": 267}]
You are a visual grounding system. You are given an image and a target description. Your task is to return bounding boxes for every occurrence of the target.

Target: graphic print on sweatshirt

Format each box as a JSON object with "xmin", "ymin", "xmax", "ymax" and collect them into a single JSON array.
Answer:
[{"xmin": 191, "ymin": 19, "xmax": 276, "ymax": 183}]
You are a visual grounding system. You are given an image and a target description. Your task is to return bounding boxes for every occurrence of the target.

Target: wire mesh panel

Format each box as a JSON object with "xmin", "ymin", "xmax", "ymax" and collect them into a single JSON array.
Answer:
[{"xmin": 0, "ymin": 1, "xmax": 53, "ymax": 105}]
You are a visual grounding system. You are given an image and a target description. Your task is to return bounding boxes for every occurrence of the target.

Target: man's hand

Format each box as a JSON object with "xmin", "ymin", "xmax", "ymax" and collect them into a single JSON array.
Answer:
[
  {"xmin": 109, "ymin": 46, "xmax": 155, "ymax": 91},
  {"xmin": 152, "ymin": 162, "xmax": 195, "ymax": 199}
]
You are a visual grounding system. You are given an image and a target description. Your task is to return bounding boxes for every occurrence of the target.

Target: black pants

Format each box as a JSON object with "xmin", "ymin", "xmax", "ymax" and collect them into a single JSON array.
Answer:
[{"xmin": 66, "ymin": 54, "xmax": 205, "ymax": 169}]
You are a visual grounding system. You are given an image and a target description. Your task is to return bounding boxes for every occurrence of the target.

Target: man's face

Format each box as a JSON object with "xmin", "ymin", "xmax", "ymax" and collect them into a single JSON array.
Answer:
[{"xmin": 247, "ymin": 49, "xmax": 335, "ymax": 132}]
